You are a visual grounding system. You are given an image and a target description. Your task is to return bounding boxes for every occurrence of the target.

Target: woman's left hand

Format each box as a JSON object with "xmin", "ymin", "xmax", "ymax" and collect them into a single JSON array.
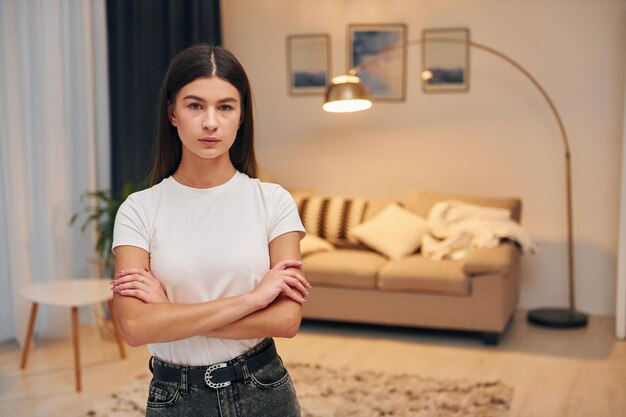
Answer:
[{"xmin": 111, "ymin": 268, "xmax": 169, "ymax": 303}]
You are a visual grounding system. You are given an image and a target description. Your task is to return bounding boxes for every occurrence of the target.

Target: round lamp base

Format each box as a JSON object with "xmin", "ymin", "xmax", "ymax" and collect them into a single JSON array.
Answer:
[{"xmin": 527, "ymin": 308, "xmax": 588, "ymax": 329}]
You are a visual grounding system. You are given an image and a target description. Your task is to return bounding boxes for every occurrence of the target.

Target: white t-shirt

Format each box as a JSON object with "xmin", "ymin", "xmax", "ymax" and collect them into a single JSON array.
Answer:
[{"xmin": 112, "ymin": 171, "xmax": 305, "ymax": 365}]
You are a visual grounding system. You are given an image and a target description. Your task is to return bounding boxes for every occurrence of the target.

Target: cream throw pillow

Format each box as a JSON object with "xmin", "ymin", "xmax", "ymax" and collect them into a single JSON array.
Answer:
[
  {"xmin": 349, "ymin": 203, "xmax": 429, "ymax": 260},
  {"xmin": 300, "ymin": 234, "xmax": 335, "ymax": 256}
]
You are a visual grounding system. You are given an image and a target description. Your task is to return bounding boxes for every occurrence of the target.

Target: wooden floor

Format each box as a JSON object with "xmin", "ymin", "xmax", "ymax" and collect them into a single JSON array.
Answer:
[{"xmin": 1, "ymin": 311, "xmax": 624, "ymax": 417}]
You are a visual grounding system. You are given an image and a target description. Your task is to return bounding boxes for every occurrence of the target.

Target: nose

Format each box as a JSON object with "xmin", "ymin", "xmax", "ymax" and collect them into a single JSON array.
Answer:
[{"xmin": 201, "ymin": 109, "xmax": 218, "ymax": 131}]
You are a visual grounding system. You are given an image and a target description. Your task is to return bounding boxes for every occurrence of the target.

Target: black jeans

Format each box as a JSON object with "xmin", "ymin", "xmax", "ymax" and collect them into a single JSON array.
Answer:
[{"xmin": 145, "ymin": 339, "xmax": 301, "ymax": 417}]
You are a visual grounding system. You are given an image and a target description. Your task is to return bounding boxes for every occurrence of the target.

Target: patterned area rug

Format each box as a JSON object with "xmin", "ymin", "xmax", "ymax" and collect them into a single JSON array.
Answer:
[{"xmin": 78, "ymin": 363, "xmax": 513, "ymax": 417}]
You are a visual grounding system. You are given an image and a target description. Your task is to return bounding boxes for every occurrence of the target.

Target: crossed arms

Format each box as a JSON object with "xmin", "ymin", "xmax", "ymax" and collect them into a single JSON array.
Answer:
[{"xmin": 111, "ymin": 231, "xmax": 309, "ymax": 347}]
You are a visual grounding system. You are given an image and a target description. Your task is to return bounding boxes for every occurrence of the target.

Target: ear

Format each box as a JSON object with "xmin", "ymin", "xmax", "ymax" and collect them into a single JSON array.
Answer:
[{"xmin": 168, "ymin": 103, "xmax": 177, "ymax": 127}]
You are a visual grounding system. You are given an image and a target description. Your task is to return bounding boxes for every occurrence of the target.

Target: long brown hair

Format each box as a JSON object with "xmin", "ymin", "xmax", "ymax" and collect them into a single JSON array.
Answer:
[{"xmin": 148, "ymin": 44, "xmax": 258, "ymax": 187}]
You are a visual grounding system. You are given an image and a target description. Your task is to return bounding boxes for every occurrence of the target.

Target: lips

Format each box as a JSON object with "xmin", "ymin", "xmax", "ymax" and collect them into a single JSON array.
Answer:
[{"xmin": 198, "ymin": 137, "xmax": 220, "ymax": 147}]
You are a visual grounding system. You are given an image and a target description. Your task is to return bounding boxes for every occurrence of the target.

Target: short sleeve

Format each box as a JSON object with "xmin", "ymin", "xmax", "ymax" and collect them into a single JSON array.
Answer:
[
  {"xmin": 112, "ymin": 195, "xmax": 151, "ymax": 253},
  {"xmin": 265, "ymin": 185, "xmax": 306, "ymax": 242}
]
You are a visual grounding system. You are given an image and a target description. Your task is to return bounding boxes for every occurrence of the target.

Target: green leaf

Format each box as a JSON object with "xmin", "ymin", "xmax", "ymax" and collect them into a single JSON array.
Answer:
[{"xmin": 69, "ymin": 181, "xmax": 145, "ymax": 268}]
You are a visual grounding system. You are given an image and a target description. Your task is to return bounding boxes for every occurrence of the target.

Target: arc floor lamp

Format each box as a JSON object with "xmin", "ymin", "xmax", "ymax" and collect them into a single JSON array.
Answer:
[{"xmin": 323, "ymin": 36, "xmax": 588, "ymax": 328}]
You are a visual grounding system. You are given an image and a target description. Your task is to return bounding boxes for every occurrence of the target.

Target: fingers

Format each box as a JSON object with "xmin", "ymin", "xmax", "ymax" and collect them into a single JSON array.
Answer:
[
  {"xmin": 114, "ymin": 288, "xmax": 151, "ymax": 303},
  {"xmin": 111, "ymin": 274, "xmax": 150, "ymax": 288},
  {"xmin": 270, "ymin": 270, "xmax": 310, "ymax": 299},
  {"xmin": 112, "ymin": 280, "xmax": 148, "ymax": 292},
  {"xmin": 277, "ymin": 269, "xmax": 311, "ymax": 294},
  {"xmin": 111, "ymin": 280, "xmax": 164, "ymax": 303},
  {"xmin": 284, "ymin": 269, "xmax": 311, "ymax": 289},
  {"xmin": 282, "ymin": 275, "xmax": 309, "ymax": 299},
  {"xmin": 261, "ymin": 267, "xmax": 311, "ymax": 300},
  {"xmin": 282, "ymin": 285, "xmax": 307, "ymax": 304},
  {"xmin": 115, "ymin": 268, "xmax": 150, "ymax": 278},
  {"xmin": 112, "ymin": 269, "xmax": 165, "ymax": 293},
  {"xmin": 273, "ymin": 260, "xmax": 303, "ymax": 271},
  {"xmin": 269, "ymin": 266, "xmax": 310, "ymax": 288}
]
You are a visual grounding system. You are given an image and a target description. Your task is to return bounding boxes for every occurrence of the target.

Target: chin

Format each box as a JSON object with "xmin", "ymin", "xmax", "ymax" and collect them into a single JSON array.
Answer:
[{"xmin": 196, "ymin": 150, "xmax": 228, "ymax": 160}]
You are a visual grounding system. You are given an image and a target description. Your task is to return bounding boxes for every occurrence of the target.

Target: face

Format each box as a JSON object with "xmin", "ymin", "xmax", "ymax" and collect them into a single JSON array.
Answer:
[{"xmin": 169, "ymin": 76, "xmax": 242, "ymax": 162}]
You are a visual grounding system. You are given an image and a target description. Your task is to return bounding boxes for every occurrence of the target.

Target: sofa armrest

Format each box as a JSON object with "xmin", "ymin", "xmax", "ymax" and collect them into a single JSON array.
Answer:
[{"xmin": 463, "ymin": 243, "xmax": 520, "ymax": 276}]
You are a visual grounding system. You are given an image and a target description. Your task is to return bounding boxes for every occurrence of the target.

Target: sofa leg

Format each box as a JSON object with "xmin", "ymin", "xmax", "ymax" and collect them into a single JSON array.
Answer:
[{"xmin": 481, "ymin": 332, "xmax": 500, "ymax": 346}]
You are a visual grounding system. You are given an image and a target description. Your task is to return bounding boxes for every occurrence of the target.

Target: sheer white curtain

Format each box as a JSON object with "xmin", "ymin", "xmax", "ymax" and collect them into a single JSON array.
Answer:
[{"xmin": 0, "ymin": 0, "xmax": 110, "ymax": 344}]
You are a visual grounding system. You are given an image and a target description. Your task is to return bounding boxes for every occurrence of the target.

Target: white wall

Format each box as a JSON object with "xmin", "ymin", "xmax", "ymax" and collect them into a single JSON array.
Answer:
[{"xmin": 222, "ymin": 0, "xmax": 626, "ymax": 315}]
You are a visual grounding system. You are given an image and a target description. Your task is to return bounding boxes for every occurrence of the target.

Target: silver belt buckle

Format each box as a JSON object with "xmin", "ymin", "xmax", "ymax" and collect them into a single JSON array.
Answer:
[{"xmin": 204, "ymin": 362, "xmax": 231, "ymax": 389}]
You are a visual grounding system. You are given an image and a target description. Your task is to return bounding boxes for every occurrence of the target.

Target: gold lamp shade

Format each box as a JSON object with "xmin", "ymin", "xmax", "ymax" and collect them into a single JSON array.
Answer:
[{"xmin": 323, "ymin": 75, "xmax": 372, "ymax": 113}]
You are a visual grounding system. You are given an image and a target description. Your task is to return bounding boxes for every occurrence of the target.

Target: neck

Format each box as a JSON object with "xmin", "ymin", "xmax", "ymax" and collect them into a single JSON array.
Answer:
[{"xmin": 173, "ymin": 152, "xmax": 238, "ymax": 189}]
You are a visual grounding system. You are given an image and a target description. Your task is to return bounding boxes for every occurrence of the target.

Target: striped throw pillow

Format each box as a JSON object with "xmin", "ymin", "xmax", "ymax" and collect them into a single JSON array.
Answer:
[{"xmin": 296, "ymin": 196, "xmax": 369, "ymax": 244}]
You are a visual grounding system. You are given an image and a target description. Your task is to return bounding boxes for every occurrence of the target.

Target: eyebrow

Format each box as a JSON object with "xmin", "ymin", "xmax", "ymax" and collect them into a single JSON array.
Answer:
[{"xmin": 181, "ymin": 95, "xmax": 238, "ymax": 103}]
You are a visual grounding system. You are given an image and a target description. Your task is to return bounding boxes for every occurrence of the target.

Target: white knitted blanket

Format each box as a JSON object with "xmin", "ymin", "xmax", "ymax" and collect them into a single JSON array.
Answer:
[{"xmin": 422, "ymin": 200, "xmax": 536, "ymax": 261}]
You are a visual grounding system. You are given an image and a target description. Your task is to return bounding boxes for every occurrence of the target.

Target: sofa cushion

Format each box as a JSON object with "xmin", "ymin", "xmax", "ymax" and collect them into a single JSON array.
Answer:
[
  {"xmin": 303, "ymin": 250, "xmax": 387, "ymax": 289},
  {"xmin": 297, "ymin": 195, "xmax": 369, "ymax": 244},
  {"xmin": 349, "ymin": 203, "xmax": 430, "ymax": 260},
  {"xmin": 300, "ymin": 234, "xmax": 335, "ymax": 256},
  {"xmin": 362, "ymin": 197, "xmax": 398, "ymax": 221},
  {"xmin": 378, "ymin": 255, "xmax": 470, "ymax": 296}
]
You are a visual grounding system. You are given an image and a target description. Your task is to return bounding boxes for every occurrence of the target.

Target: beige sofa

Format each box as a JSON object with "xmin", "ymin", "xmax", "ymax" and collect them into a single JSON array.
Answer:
[{"xmin": 295, "ymin": 191, "xmax": 523, "ymax": 345}]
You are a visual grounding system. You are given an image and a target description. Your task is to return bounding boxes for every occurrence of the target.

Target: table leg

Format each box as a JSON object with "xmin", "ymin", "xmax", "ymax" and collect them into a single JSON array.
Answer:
[
  {"xmin": 71, "ymin": 306, "xmax": 81, "ymax": 392},
  {"xmin": 20, "ymin": 302, "xmax": 39, "ymax": 369},
  {"xmin": 107, "ymin": 300, "xmax": 127, "ymax": 359}
]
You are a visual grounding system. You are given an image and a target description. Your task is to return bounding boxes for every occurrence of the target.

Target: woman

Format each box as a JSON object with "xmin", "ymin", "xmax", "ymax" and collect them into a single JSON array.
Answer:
[{"xmin": 110, "ymin": 44, "xmax": 308, "ymax": 416}]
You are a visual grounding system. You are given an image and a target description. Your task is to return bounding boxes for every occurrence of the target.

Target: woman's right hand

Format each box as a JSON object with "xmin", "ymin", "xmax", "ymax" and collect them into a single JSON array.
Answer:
[
  {"xmin": 111, "ymin": 268, "xmax": 169, "ymax": 304},
  {"xmin": 250, "ymin": 260, "xmax": 311, "ymax": 308}
]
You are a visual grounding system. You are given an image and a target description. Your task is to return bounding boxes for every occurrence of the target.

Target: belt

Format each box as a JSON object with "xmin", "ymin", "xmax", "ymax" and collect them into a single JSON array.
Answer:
[{"xmin": 150, "ymin": 340, "xmax": 277, "ymax": 389}]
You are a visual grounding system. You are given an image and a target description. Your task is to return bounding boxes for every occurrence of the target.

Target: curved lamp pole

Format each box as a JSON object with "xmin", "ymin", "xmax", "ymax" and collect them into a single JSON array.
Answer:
[{"xmin": 324, "ymin": 38, "xmax": 588, "ymax": 328}]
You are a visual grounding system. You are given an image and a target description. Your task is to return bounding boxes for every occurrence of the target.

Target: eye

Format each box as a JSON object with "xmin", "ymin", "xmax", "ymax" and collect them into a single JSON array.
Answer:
[
  {"xmin": 188, "ymin": 103, "xmax": 202, "ymax": 110},
  {"xmin": 219, "ymin": 104, "xmax": 234, "ymax": 112}
]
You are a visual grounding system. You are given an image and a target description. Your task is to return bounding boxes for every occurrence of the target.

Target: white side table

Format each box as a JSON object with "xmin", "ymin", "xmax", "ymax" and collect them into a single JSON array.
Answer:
[{"xmin": 19, "ymin": 278, "xmax": 127, "ymax": 392}]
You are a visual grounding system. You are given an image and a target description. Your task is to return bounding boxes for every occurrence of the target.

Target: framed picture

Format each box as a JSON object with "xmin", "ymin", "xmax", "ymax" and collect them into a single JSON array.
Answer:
[
  {"xmin": 287, "ymin": 34, "xmax": 331, "ymax": 95},
  {"xmin": 348, "ymin": 23, "xmax": 407, "ymax": 101},
  {"xmin": 421, "ymin": 28, "xmax": 470, "ymax": 93}
]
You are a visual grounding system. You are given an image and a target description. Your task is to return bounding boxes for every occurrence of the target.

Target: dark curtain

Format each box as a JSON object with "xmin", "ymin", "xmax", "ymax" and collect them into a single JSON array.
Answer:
[{"xmin": 106, "ymin": 0, "xmax": 221, "ymax": 196}]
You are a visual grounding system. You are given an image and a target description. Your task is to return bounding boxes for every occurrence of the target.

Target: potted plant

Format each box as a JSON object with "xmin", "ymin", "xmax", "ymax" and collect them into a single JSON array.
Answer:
[
  {"xmin": 70, "ymin": 182, "xmax": 144, "ymax": 339},
  {"xmin": 70, "ymin": 182, "xmax": 144, "ymax": 275}
]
